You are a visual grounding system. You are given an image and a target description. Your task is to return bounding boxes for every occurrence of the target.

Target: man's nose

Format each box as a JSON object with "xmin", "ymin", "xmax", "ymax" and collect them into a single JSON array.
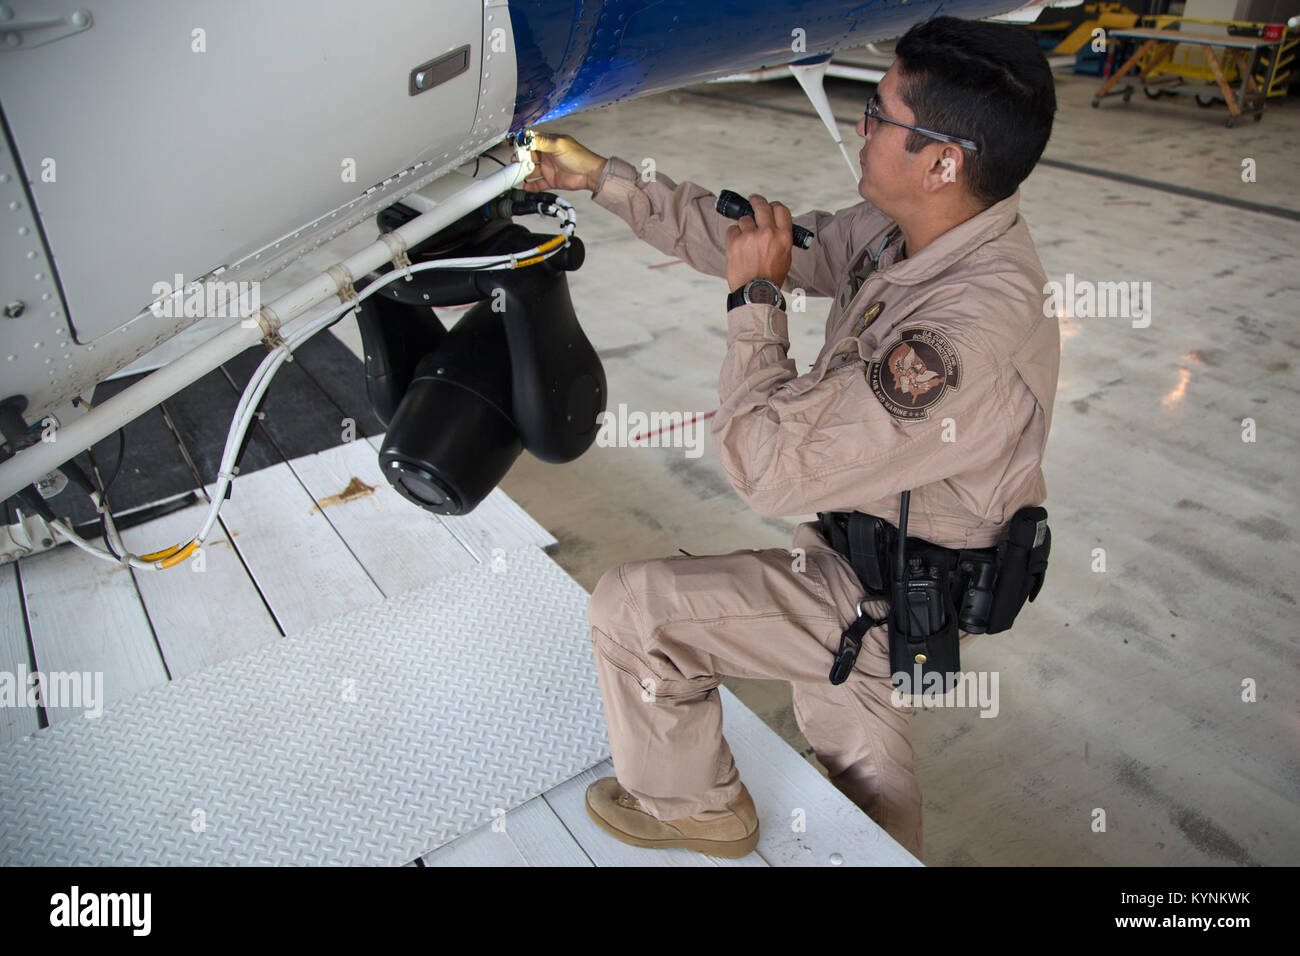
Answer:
[{"xmin": 856, "ymin": 114, "xmax": 867, "ymax": 140}]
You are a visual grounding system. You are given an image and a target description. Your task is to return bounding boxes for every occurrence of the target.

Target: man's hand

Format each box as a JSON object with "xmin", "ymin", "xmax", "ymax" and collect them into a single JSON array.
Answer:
[
  {"xmin": 725, "ymin": 194, "xmax": 793, "ymax": 292},
  {"xmin": 522, "ymin": 132, "xmax": 609, "ymax": 194}
]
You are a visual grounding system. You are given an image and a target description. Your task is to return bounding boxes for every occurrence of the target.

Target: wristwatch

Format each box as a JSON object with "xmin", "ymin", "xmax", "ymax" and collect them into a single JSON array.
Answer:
[{"xmin": 727, "ymin": 277, "xmax": 786, "ymax": 312}]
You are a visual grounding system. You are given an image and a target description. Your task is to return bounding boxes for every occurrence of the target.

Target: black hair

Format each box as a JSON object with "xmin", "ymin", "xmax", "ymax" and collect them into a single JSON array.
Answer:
[{"xmin": 893, "ymin": 16, "xmax": 1056, "ymax": 207}]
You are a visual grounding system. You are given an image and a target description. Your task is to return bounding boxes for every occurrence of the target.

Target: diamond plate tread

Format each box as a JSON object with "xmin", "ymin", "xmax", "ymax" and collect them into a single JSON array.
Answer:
[{"xmin": 0, "ymin": 546, "xmax": 609, "ymax": 866}]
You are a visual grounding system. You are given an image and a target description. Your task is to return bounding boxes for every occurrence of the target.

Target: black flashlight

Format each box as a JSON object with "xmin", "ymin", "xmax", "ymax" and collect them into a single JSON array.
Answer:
[{"xmin": 716, "ymin": 189, "xmax": 813, "ymax": 249}]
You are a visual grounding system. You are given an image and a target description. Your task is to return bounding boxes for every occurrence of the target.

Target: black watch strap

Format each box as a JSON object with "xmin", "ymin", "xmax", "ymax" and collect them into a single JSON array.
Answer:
[{"xmin": 727, "ymin": 278, "xmax": 785, "ymax": 312}]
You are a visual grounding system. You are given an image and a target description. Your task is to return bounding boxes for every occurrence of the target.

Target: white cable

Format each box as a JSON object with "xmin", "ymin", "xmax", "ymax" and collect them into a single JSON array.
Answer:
[
  {"xmin": 70, "ymin": 203, "xmax": 578, "ymax": 570},
  {"xmin": 91, "ymin": 490, "xmax": 130, "ymax": 559},
  {"xmin": 51, "ymin": 518, "xmax": 156, "ymax": 569},
  {"xmin": 46, "ymin": 486, "xmax": 145, "ymax": 569}
]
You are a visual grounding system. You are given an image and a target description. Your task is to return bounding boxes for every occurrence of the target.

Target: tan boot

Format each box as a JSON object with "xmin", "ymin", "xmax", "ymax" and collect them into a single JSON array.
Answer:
[{"xmin": 584, "ymin": 777, "xmax": 760, "ymax": 859}]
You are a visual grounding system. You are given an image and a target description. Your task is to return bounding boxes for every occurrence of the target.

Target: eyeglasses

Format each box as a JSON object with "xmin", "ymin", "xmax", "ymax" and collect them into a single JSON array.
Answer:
[{"xmin": 864, "ymin": 94, "xmax": 980, "ymax": 153}]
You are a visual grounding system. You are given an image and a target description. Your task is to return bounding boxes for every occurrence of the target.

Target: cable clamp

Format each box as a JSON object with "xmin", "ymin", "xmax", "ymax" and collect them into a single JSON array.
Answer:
[
  {"xmin": 380, "ymin": 232, "xmax": 414, "ymax": 281},
  {"xmin": 245, "ymin": 305, "xmax": 287, "ymax": 352},
  {"xmin": 326, "ymin": 263, "xmax": 358, "ymax": 304}
]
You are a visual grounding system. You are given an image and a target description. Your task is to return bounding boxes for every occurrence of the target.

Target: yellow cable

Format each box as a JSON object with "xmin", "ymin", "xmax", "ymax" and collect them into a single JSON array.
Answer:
[
  {"xmin": 513, "ymin": 236, "xmax": 566, "ymax": 269},
  {"xmin": 158, "ymin": 541, "xmax": 198, "ymax": 569},
  {"xmin": 141, "ymin": 543, "xmax": 185, "ymax": 561}
]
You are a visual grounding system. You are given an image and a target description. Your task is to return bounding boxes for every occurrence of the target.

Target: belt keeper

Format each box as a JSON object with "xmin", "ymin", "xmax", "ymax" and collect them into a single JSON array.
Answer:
[
  {"xmin": 380, "ymin": 232, "xmax": 414, "ymax": 281},
  {"xmin": 326, "ymin": 263, "xmax": 358, "ymax": 304}
]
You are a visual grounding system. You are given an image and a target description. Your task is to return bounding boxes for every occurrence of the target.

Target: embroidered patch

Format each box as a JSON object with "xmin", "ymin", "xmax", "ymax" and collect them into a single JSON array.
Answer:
[
  {"xmin": 838, "ymin": 250, "xmax": 878, "ymax": 309},
  {"xmin": 850, "ymin": 301, "xmax": 884, "ymax": 337},
  {"xmin": 870, "ymin": 326, "xmax": 962, "ymax": 420}
]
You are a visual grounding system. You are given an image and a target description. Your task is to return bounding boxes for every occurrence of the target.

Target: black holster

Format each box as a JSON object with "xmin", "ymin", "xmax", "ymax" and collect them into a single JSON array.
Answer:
[
  {"xmin": 986, "ymin": 506, "xmax": 1051, "ymax": 633},
  {"xmin": 890, "ymin": 547, "xmax": 962, "ymax": 691}
]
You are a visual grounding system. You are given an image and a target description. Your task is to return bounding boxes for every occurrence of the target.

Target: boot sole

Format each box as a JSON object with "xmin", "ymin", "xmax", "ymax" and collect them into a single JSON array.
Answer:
[{"xmin": 584, "ymin": 791, "xmax": 760, "ymax": 859}]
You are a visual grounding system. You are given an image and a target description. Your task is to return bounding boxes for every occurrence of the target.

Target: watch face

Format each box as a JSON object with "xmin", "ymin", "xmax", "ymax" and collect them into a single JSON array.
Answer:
[{"xmin": 747, "ymin": 280, "xmax": 779, "ymax": 305}]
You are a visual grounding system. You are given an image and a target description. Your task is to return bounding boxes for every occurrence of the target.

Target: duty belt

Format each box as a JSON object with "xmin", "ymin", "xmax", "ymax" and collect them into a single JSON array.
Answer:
[
  {"xmin": 816, "ymin": 510, "xmax": 997, "ymax": 612},
  {"xmin": 815, "ymin": 502, "xmax": 1050, "ymax": 687}
]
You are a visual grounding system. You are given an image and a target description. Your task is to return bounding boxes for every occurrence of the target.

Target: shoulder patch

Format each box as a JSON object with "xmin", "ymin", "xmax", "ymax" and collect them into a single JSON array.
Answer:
[{"xmin": 869, "ymin": 326, "xmax": 963, "ymax": 421}]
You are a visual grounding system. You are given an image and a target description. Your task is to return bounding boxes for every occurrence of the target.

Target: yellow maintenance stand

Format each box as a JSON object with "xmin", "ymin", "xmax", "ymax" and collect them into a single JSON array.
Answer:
[{"xmin": 1091, "ymin": 16, "xmax": 1295, "ymax": 126}]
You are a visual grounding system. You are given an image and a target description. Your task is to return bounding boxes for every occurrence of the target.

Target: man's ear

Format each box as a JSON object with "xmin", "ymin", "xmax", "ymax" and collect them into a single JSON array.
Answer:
[{"xmin": 922, "ymin": 144, "xmax": 965, "ymax": 192}]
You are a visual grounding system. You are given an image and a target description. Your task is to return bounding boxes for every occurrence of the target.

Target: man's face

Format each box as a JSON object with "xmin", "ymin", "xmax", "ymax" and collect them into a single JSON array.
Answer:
[{"xmin": 856, "ymin": 63, "xmax": 929, "ymax": 213}]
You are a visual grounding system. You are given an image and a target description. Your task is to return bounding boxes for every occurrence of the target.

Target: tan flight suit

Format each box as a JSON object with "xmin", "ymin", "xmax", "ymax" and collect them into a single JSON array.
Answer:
[{"xmin": 585, "ymin": 155, "xmax": 1059, "ymax": 859}]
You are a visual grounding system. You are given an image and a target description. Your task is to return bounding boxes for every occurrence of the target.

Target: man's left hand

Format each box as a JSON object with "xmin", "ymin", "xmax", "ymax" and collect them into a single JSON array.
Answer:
[{"xmin": 725, "ymin": 193, "xmax": 793, "ymax": 292}]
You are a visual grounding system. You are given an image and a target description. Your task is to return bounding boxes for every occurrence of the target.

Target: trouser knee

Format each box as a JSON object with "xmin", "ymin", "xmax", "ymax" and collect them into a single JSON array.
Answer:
[
  {"xmin": 589, "ymin": 560, "xmax": 659, "ymax": 645},
  {"xmin": 588, "ymin": 563, "xmax": 632, "ymax": 631}
]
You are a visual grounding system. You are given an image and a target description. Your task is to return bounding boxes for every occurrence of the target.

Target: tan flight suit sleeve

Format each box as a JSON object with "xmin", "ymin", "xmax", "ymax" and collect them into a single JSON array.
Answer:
[
  {"xmin": 590, "ymin": 155, "xmax": 860, "ymax": 297},
  {"xmin": 713, "ymin": 301, "xmax": 1028, "ymax": 518}
]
